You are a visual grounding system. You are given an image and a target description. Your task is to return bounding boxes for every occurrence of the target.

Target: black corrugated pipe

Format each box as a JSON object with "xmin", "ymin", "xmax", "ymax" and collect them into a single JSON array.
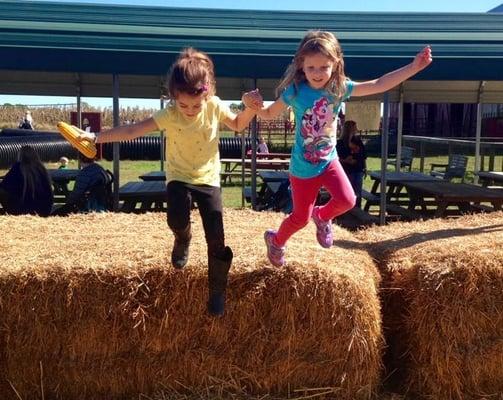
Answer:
[
  {"xmin": 100, "ymin": 137, "xmax": 257, "ymax": 160},
  {"xmin": 0, "ymin": 136, "xmax": 78, "ymax": 168}
]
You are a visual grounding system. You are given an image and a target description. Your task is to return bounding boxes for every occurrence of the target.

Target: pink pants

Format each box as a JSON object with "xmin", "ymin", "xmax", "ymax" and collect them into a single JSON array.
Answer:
[{"xmin": 275, "ymin": 159, "xmax": 356, "ymax": 246}]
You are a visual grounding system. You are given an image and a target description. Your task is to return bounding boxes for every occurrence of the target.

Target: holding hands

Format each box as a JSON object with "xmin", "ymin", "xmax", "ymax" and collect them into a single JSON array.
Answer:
[{"xmin": 242, "ymin": 89, "xmax": 264, "ymax": 111}]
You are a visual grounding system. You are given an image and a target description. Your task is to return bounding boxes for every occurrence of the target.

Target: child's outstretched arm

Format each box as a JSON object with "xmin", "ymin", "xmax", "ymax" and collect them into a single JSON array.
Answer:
[
  {"xmin": 352, "ymin": 46, "xmax": 432, "ymax": 97},
  {"xmin": 242, "ymin": 89, "xmax": 287, "ymax": 120},
  {"xmin": 223, "ymin": 90, "xmax": 260, "ymax": 132},
  {"xmin": 78, "ymin": 118, "xmax": 158, "ymax": 144}
]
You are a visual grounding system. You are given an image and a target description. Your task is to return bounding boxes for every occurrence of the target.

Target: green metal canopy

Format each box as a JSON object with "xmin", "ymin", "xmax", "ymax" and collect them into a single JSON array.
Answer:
[
  {"xmin": 1, "ymin": 0, "xmax": 501, "ymax": 219},
  {"xmin": 1, "ymin": 0, "xmax": 503, "ymax": 101}
]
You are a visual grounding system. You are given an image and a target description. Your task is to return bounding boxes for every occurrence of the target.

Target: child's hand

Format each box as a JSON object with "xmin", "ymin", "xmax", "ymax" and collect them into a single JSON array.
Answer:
[
  {"xmin": 77, "ymin": 131, "xmax": 96, "ymax": 143},
  {"xmin": 412, "ymin": 46, "xmax": 432, "ymax": 71},
  {"xmin": 242, "ymin": 89, "xmax": 263, "ymax": 111}
]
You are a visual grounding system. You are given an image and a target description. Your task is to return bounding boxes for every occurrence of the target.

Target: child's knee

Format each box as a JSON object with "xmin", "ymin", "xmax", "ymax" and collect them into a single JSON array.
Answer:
[
  {"xmin": 289, "ymin": 213, "xmax": 311, "ymax": 230},
  {"xmin": 343, "ymin": 193, "xmax": 356, "ymax": 211}
]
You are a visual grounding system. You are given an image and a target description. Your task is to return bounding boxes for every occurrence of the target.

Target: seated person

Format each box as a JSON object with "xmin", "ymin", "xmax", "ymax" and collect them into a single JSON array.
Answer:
[
  {"xmin": 52, "ymin": 153, "xmax": 112, "ymax": 216},
  {"xmin": 82, "ymin": 118, "xmax": 91, "ymax": 133},
  {"xmin": 0, "ymin": 145, "xmax": 53, "ymax": 216},
  {"xmin": 58, "ymin": 156, "xmax": 69, "ymax": 169},
  {"xmin": 245, "ymin": 137, "xmax": 270, "ymax": 157},
  {"xmin": 257, "ymin": 136, "xmax": 269, "ymax": 154},
  {"xmin": 336, "ymin": 120, "xmax": 367, "ymax": 208}
]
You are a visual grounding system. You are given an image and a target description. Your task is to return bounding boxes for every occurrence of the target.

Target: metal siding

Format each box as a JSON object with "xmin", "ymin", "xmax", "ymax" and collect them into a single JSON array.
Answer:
[{"xmin": 0, "ymin": 1, "xmax": 502, "ymax": 100}]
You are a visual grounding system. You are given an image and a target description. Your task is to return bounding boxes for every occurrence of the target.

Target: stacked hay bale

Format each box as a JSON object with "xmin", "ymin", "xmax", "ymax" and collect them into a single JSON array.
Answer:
[
  {"xmin": 0, "ymin": 210, "xmax": 382, "ymax": 400},
  {"xmin": 355, "ymin": 212, "xmax": 503, "ymax": 400}
]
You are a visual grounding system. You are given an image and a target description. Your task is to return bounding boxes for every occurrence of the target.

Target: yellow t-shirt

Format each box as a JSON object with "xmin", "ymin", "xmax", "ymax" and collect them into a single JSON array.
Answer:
[{"xmin": 152, "ymin": 96, "xmax": 234, "ymax": 187}]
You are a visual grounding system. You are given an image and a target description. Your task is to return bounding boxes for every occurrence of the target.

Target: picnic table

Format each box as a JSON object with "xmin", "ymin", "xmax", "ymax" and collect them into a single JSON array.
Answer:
[
  {"xmin": 244, "ymin": 170, "xmax": 289, "ymax": 211},
  {"xmin": 367, "ymin": 171, "xmax": 441, "ymax": 198},
  {"xmin": 139, "ymin": 171, "xmax": 166, "ymax": 181},
  {"xmin": 48, "ymin": 169, "xmax": 80, "ymax": 201},
  {"xmin": 404, "ymin": 180, "xmax": 503, "ymax": 218},
  {"xmin": 220, "ymin": 157, "xmax": 290, "ymax": 184},
  {"xmin": 476, "ymin": 171, "xmax": 503, "ymax": 188},
  {"xmin": 259, "ymin": 170, "xmax": 289, "ymax": 183},
  {"xmin": 119, "ymin": 181, "xmax": 167, "ymax": 213},
  {"xmin": 363, "ymin": 171, "xmax": 442, "ymax": 219}
]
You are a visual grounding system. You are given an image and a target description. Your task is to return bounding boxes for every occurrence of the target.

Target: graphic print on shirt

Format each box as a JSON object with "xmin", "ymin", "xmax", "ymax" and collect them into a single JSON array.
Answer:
[{"xmin": 300, "ymin": 97, "xmax": 336, "ymax": 164}]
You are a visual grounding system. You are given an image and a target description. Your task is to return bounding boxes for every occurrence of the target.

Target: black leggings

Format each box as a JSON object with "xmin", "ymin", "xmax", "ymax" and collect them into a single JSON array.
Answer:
[{"xmin": 166, "ymin": 181, "xmax": 226, "ymax": 258}]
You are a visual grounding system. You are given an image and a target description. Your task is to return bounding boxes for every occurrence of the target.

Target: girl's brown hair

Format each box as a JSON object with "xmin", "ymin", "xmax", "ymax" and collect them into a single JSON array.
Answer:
[
  {"xmin": 276, "ymin": 30, "xmax": 347, "ymax": 99},
  {"xmin": 166, "ymin": 48, "xmax": 216, "ymax": 99},
  {"xmin": 340, "ymin": 120, "xmax": 358, "ymax": 146}
]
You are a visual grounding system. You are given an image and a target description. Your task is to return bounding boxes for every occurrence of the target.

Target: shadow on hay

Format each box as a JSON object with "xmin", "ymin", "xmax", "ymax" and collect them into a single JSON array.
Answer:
[
  {"xmin": 334, "ymin": 223, "xmax": 503, "ymax": 394},
  {"xmin": 333, "ymin": 223, "xmax": 503, "ymax": 258}
]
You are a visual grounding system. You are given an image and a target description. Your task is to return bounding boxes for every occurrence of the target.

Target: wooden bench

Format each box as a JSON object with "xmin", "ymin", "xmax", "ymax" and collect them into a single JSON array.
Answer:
[
  {"xmin": 404, "ymin": 180, "xmax": 503, "ymax": 218},
  {"xmin": 346, "ymin": 207, "xmax": 379, "ymax": 225},
  {"xmin": 220, "ymin": 170, "xmax": 252, "ymax": 184},
  {"xmin": 335, "ymin": 206, "xmax": 379, "ymax": 230},
  {"xmin": 362, "ymin": 189, "xmax": 379, "ymax": 211},
  {"xmin": 430, "ymin": 154, "xmax": 468, "ymax": 182},
  {"xmin": 470, "ymin": 203, "xmax": 495, "ymax": 213},
  {"xmin": 244, "ymin": 182, "xmax": 283, "ymax": 210},
  {"xmin": 387, "ymin": 146, "xmax": 415, "ymax": 171},
  {"xmin": 247, "ymin": 152, "xmax": 291, "ymax": 160},
  {"xmin": 362, "ymin": 189, "xmax": 420, "ymax": 220},
  {"xmin": 385, "ymin": 203, "xmax": 421, "ymax": 220},
  {"xmin": 119, "ymin": 181, "xmax": 167, "ymax": 213}
]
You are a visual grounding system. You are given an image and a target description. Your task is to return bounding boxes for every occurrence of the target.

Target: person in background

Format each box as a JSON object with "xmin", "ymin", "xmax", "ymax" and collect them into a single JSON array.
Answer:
[
  {"xmin": 78, "ymin": 47, "xmax": 259, "ymax": 317},
  {"xmin": 82, "ymin": 118, "xmax": 91, "ymax": 132},
  {"xmin": 244, "ymin": 30, "xmax": 432, "ymax": 267},
  {"xmin": 18, "ymin": 110, "xmax": 34, "ymax": 130},
  {"xmin": 52, "ymin": 152, "xmax": 111, "ymax": 216},
  {"xmin": 337, "ymin": 120, "xmax": 366, "ymax": 208},
  {"xmin": 257, "ymin": 136, "xmax": 269, "ymax": 154},
  {"xmin": 58, "ymin": 156, "xmax": 69, "ymax": 169},
  {"xmin": 0, "ymin": 145, "xmax": 53, "ymax": 216}
]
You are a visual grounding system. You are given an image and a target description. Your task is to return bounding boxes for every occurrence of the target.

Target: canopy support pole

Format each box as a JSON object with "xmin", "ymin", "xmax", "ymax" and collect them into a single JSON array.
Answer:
[
  {"xmin": 474, "ymin": 81, "xmax": 485, "ymax": 185},
  {"xmin": 379, "ymin": 92, "xmax": 390, "ymax": 226},
  {"xmin": 396, "ymin": 84, "xmax": 404, "ymax": 171},
  {"xmin": 160, "ymin": 96, "xmax": 165, "ymax": 172},
  {"xmin": 112, "ymin": 74, "xmax": 120, "ymax": 211},
  {"xmin": 250, "ymin": 78, "xmax": 258, "ymax": 210}
]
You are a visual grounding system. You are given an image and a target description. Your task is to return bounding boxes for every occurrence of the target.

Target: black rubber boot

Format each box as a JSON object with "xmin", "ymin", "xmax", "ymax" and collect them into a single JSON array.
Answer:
[
  {"xmin": 171, "ymin": 226, "xmax": 191, "ymax": 270},
  {"xmin": 207, "ymin": 246, "xmax": 233, "ymax": 317}
]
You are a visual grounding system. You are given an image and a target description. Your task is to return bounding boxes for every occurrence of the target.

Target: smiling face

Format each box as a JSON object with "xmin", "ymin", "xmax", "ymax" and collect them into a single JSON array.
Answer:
[
  {"xmin": 175, "ymin": 92, "xmax": 206, "ymax": 119},
  {"xmin": 302, "ymin": 52, "xmax": 335, "ymax": 90}
]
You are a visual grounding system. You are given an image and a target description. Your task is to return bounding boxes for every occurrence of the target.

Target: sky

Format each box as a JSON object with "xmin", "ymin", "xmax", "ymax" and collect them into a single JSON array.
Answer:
[
  {"xmin": 1, "ymin": 0, "xmax": 501, "ymax": 109},
  {"xmin": 25, "ymin": 0, "xmax": 502, "ymax": 13}
]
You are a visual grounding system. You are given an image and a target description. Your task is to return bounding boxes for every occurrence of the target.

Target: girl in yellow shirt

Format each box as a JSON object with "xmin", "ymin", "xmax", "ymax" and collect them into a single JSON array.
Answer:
[{"xmin": 83, "ymin": 48, "xmax": 258, "ymax": 317}]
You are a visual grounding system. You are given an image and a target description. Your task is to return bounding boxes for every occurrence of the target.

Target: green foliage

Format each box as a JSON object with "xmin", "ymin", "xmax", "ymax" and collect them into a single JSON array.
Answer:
[
  {"xmin": 229, "ymin": 102, "xmax": 244, "ymax": 112},
  {"xmin": 2, "ymin": 155, "xmax": 500, "ymax": 211}
]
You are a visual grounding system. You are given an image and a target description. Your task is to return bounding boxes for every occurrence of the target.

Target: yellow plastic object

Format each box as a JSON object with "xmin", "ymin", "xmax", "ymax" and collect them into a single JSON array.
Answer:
[{"xmin": 57, "ymin": 121, "xmax": 97, "ymax": 159}]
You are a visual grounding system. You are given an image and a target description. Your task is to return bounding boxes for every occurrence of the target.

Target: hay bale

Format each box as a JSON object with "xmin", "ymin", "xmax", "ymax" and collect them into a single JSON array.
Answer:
[
  {"xmin": 354, "ymin": 212, "xmax": 503, "ymax": 400},
  {"xmin": 0, "ymin": 210, "xmax": 382, "ymax": 400}
]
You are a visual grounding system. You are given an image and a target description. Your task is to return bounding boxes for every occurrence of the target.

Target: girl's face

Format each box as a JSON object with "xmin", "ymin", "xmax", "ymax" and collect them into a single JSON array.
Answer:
[
  {"xmin": 302, "ymin": 53, "xmax": 334, "ymax": 90},
  {"xmin": 175, "ymin": 92, "xmax": 207, "ymax": 119}
]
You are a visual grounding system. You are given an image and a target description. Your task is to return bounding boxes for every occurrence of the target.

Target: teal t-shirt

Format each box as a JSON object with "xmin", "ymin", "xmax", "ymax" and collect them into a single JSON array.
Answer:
[{"xmin": 281, "ymin": 80, "xmax": 353, "ymax": 178}]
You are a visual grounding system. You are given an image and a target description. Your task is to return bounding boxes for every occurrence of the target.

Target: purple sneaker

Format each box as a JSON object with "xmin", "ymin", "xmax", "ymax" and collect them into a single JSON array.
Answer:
[
  {"xmin": 264, "ymin": 230, "xmax": 285, "ymax": 267},
  {"xmin": 312, "ymin": 208, "xmax": 333, "ymax": 248}
]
